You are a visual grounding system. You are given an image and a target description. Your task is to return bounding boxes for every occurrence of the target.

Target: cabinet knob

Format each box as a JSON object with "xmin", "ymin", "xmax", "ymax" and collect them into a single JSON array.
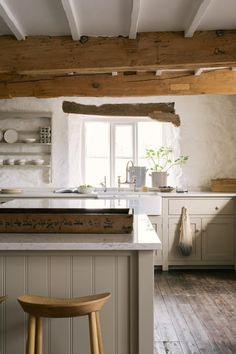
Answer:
[
  {"xmin": 195, "ymin": 229, "xmax": 199, "ymax": 233},
  {"xmin": 215, "ymin": 206, "xmax": 219, "ymax": 210}
]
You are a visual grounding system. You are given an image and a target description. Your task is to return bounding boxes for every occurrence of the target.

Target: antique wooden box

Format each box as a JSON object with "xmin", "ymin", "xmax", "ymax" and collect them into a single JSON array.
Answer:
[
  {"xmin": 211, "ymin": 178, "xmax": 236, "ymax": 192},
  {"xmin": 0, "ymin": 208, "xmax": 133, "ymax": 234}
]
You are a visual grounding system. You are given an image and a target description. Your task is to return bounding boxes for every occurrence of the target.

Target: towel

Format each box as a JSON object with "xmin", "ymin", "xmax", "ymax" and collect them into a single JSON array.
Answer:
[{"xmin": 178, "ymin": 207, "xmax": 193, "ymax": 256}]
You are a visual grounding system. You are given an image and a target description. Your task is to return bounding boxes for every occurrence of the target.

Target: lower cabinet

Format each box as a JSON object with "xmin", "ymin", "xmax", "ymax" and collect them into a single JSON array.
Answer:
[
  {"xmin": 168, "ymin": 217, "xmax": 235, "ymax": 265},
  {"xmin": 168, "ymin": 218, "xmax": 201, "ymax": 262},
  {"xmin": 202, "ymin": 217, "xmax": 235, "ymax": 262},
  {"xmin": 164, "ymin": 198, "xmax": 235, "ymax": 269}
]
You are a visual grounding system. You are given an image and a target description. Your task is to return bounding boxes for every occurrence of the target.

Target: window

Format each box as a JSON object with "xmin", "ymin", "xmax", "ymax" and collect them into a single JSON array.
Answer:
[{"xmin": 82, "ymin": 119, "xmax": 162, "ymax": 187}]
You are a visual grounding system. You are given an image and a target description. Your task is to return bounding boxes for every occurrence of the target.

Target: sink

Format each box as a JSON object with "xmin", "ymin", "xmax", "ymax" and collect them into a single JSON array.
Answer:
[{"xmin": 97, "ymin": 192, "xmax": 162, "ymax": 215}]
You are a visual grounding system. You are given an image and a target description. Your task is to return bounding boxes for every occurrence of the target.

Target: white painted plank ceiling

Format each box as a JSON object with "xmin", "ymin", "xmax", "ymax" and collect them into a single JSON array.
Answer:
[{"xmin": 0, "ymin": 0, "xmax": 236, "ymax": 40}]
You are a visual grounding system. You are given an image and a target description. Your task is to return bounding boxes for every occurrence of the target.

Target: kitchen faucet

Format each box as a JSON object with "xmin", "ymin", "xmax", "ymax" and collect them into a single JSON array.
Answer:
[
  {"xmin": 118, "ymin": 160, "xmax": 137, "ymax": 190},
  {"xmin": 100, "ymin": 176, "xmax": 107, "ymax": 192}
]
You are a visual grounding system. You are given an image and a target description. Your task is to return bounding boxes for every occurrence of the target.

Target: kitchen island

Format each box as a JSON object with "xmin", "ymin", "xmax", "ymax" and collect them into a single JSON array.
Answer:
[{"xmin": 0, "ymin": 198, "xmax": 161, "ymax": 354}]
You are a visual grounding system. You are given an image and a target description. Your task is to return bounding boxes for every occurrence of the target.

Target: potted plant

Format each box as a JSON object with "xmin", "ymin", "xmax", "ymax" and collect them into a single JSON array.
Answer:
[{"xmin": 145, "ymin": 146, "xmax": 188, "ymax": 187}]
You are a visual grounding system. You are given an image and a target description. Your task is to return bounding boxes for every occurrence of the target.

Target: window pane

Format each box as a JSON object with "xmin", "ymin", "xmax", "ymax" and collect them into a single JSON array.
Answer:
[
  {"xmin": 85, "ymin": 158, "xmax": 110, "ymax": 187},
  {"xmin": 115, "ymin": 125, "xmax": 133, "ymax": 157},
  {"xmin": 138, "ymin": 122, "xmax": 162, "ymax": 158},
  {"xmin": 85, "ymin": 122, "xmax": 109, "ymax": 157}
]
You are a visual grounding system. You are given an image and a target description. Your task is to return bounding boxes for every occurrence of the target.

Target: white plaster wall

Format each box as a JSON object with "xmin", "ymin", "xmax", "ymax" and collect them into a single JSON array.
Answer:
[{"xmin": 0, "ymin": 95, "xmax": 236, "ymax": 190}]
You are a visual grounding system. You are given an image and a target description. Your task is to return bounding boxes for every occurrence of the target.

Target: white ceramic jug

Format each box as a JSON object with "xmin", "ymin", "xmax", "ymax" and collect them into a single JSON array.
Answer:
[{"xmin": 128, "ymin": 166, "xmax": 147, "ymax": 187}]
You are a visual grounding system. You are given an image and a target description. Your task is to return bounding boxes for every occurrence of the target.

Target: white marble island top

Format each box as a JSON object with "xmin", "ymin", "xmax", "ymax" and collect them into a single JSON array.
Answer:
[{"xmin": 0, "ymin": 198, "xmax": 161, "ymax": 251}]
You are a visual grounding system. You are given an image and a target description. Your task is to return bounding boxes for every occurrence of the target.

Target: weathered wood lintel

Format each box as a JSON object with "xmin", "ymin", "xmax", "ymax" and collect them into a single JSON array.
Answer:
[
  {"xmin": 62, "ymin": 101, "xmax": 180, "ymax": 126},
  {"xmin": 149, "ymin": 112, "xmax": 180, "ymax": 127},
  {"xmin": 62, "ymin": 101, "xmax": 175, "ymax": 115}
]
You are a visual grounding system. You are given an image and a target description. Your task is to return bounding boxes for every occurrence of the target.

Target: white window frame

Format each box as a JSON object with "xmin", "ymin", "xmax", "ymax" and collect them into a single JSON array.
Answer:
[{"xmin": 81, "ymin": 117, "xmax": 164, "ymax": 187}]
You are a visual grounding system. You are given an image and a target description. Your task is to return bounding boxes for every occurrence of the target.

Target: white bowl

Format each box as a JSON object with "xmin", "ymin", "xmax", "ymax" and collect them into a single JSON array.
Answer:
[
  {"xmin": 23, "ymin": 138, "xmax": 36, "ymax": 143},
  {"xmin": 31, "ymin": 159, "xmax": 44, "ymax": 165},
  {"xmin": 77, "ymin": 186, "xmax": 95, "ymax": 194}
]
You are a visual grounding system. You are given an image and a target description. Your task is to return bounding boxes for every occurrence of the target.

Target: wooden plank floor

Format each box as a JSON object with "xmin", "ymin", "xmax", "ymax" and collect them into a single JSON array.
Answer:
[{"xmin": 154, "ymin": 270, "xmax": 236, "ymax": 354}]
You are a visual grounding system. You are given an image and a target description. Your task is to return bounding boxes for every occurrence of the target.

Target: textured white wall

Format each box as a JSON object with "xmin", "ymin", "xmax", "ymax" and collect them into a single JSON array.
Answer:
[{"xmin": 0, "ymin": 95, "xmax": 236, "ymax": 190}]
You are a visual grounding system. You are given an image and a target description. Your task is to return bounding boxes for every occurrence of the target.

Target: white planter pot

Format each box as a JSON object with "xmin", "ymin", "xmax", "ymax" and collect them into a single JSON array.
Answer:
[{"xmin": 151, "ymin": 171, "xmax": 168, "ymax": 187}]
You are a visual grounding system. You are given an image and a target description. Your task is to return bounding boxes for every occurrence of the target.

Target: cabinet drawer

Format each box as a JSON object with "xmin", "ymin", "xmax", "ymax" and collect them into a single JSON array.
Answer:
[{"xmin": 168, "ymin": 199, "xmax": 235, "ymax": 215}]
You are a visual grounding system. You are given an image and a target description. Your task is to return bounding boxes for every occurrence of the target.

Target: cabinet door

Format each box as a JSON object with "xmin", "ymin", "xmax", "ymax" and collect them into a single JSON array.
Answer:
[
  {"xmin": 148, "ymin": 216, "xmax": 162, "ymax": 266},
  {"xmin": 168, "ymin": 218, "xmax": 201, "ymax": 262},
  {"xmin": 202, "ymin": 218, "xmax": 235, "ymax": 261}
]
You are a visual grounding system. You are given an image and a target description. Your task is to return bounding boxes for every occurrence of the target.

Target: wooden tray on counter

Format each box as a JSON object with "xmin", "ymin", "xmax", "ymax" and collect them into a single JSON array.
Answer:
[
  {"xmin": 0, "ymin": 208, "xmax": 133, "ymax": 234},
  {"xmin": 211, "ymin": 178, "xmax": 236, "ymax": 192}
]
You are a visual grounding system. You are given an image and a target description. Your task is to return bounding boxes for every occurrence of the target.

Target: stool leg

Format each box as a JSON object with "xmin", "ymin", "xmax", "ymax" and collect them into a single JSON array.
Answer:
[
  {"xmin": 96, "ymin": 312, "xmax": 104, "ymax": 354},
  {"xmin": 89, "ymin": 312, "xmax": 99, "ymax": 354},
  {"xmin": 26, "ymin": 315, "xmax": 36, "ymax": 354},
  {"xmin": 35, "ymin": 317, "xmax": 43, "ymax": 354}
]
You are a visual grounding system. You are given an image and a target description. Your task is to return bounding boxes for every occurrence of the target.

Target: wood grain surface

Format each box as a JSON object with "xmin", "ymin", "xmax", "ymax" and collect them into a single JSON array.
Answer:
[
  {"xmin": 0, "ymin": 210, "xmax": 133, "ymax": 233},
  {"xmin": 154, "ymin": 270, "xmax": 236, "ymax": 354}
]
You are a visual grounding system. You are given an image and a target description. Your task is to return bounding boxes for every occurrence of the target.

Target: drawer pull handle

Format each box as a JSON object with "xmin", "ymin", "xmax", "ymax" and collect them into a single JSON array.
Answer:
[{"xmin": 215, "ymin": 206, "xmax": 219, "ymax": 210}]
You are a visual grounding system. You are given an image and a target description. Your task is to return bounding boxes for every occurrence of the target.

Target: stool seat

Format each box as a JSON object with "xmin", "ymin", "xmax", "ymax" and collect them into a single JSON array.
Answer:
[
  {"xmin": 18, "ymin": 292, "xmax": 111, "ymax": 354},
  {"xmin": 0, "ymin": 295, "xmax": 7, "ymax": 304},
  {"xmin": 18, "ymin": 293, "xmax": 111, "ymax": 318}
]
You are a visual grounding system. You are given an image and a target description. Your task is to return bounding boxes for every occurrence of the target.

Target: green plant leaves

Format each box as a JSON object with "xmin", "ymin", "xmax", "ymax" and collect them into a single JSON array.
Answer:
[{"xmin": 145, "ymin": 147, "xmax": 189, "ymax": 172}]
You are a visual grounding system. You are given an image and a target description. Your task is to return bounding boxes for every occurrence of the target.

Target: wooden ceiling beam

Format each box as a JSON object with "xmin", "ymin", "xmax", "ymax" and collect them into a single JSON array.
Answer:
[
  {"xmin": 1, "ymin": 70, "xmax": 236, "ymax": 98},
  {"xmin": 1, "ymin": 31, "xmax": 236, "ymax": 75},
  {"xmin": 185, "ymin": 0, "xmax": 213, "ymax": 38},
  {"xmin": 0, "ymin": 0, "xmax": 25, "ymax": 40},
  {"xmin": 129, "ymin": 0, "xmax": 141, "ymax": 39},
  {"xmin": 61, "ymin": 0, "xmax": 80, "ymax": 41}
]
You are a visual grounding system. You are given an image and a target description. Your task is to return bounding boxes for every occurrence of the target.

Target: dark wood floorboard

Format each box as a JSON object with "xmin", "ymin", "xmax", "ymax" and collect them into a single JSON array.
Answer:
[{"xmin": 154, "ymin": 270, "xmax": 236, "ymax": 354}]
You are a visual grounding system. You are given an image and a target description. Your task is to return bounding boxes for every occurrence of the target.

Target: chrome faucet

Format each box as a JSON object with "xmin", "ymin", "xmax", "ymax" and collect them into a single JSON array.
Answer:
[
  {"xmin": 118, "ymin": 160, "xmax": 137, "ymax": 190},
  {"xmin": 100, "ymin": 176, "xmax": 107, "ymax": 192},
  {"xmin": 125, "ymin": 160, "xmax": 134, "ymax": 183}
]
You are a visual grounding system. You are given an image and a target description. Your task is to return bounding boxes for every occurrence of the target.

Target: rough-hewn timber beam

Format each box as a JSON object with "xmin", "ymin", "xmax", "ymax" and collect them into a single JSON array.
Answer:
[
  {"xmin": 62, "ymin": 101, "xmax": 175, "ymax": 115},
  {"xmin": 1, "ymin": 31, "xmax": 236, "ymax": 75},
  {"xmin": 1, "ymin": 70, "xmax": 236, "ymax": 98},
  {"xmin": 62, "ymin": 102, "xmax": 179, "ymax": 126}
]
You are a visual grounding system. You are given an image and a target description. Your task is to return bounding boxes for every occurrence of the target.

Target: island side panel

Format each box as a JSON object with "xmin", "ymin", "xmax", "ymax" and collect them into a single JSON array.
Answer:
[
  {"xmin": 0, "ymin": 251, "xmax": 138, "ymax": 354},
  {"xmin": 138, "ymin": 251, "xmax": 154, "ymax": 354}
]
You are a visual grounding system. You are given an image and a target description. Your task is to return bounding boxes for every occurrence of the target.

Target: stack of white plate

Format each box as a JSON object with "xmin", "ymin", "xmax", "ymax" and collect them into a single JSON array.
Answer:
[
  {"xmin": 4, "ymin": 159, "xmax": 15, "ymax": 165},
  {"xmin": 15, "ymin": 159, "xmax": 26, "ymax": 166}
]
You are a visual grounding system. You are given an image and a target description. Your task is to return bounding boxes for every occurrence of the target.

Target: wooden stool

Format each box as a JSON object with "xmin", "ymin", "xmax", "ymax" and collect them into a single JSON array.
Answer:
[{"xmin": 18, "ymin": 292, "xmax": 111, "ymax": 354}]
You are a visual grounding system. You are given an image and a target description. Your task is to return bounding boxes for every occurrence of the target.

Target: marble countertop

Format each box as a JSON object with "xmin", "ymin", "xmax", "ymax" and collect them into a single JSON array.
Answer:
[
  {"xmin": 159, "ymin": 191, "xmax": 236, "ymax": 197},
  {"xmin": 0, "ymin": 198, "xmax": 161, "ymax": 251},
  {"xmin": 0, "ymin": 214, "xmax": 161, "ymax": 251},
  {"xmin": 0, "ymin": 198, "xmax": 130, "ymax": 209},
  {"xmin": 0, "ymin": 189, "xmax": 235, "ymax": 198}
]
